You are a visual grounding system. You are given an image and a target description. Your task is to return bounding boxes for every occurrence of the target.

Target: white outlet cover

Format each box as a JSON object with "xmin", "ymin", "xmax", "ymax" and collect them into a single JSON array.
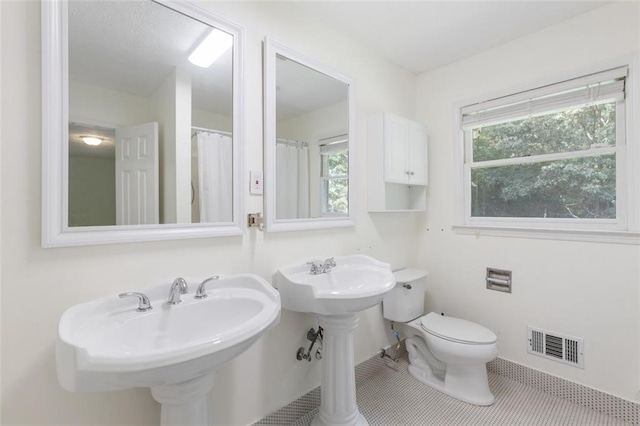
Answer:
[{"xmin": 250, "ymin": 170, "xmax": 263, "ymax": 195}]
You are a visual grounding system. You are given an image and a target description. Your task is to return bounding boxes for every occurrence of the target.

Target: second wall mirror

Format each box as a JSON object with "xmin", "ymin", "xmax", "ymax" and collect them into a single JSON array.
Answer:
[{"xmin": 263, "ymin": 38, "xmax": 356, "ymax": 232}]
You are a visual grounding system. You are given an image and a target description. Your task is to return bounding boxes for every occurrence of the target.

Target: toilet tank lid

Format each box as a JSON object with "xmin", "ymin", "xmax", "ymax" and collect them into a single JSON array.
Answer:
[
  {"xmin": 393, "ymin": 268, "xmax": 428, "ymax": 283},
  {"xmin": 421, "ymin": 312, "xmax": 497, "ymax": 344}
]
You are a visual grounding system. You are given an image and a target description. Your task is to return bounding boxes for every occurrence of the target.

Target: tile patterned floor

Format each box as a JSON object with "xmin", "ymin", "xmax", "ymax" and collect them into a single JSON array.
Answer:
[{"xmin": 291, "ymin": 358, "xmax": 630, "ymax": 425}]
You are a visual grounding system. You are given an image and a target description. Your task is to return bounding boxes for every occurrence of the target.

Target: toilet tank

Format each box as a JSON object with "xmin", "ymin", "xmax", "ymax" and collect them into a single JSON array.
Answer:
[{"xmin": 382, "ymin": 268, "xmax": 429, "ymax": 322}]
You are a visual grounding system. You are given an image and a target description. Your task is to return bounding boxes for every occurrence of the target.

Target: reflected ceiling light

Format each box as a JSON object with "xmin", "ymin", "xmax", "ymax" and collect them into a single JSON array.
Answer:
[
  {"xmin": 81, "ymin": 136, "xmax": 102, "ymax": 146},
  {"xmin": 188, "ymin": 28, "xmax": 233, "ymax": 68}
]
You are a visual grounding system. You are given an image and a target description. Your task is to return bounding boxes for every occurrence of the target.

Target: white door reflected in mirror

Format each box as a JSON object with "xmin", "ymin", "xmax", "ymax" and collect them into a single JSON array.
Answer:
[{"xmin": 114, "ymin": 122, "xmax": 159, "ymax": 226}]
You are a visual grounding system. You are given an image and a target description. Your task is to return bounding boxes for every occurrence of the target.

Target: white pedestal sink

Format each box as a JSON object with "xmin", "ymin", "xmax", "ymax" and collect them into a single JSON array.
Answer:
[
  {"xmin": 276, "ymin": 255, "xmax": 395, "ymax": 426},
  {"xmin": 56, "ymin": 274, "xmax": 281, "ymax": 426}
]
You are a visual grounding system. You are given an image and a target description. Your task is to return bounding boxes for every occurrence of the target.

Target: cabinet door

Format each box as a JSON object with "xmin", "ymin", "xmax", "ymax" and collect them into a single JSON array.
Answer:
[
  {"xmin": 408, "ymin": 122, "xmax": 428, "ymax": 185},
  {"xmin": 383, "ymin": 114, "xmax": 410, "ymax": 184}
]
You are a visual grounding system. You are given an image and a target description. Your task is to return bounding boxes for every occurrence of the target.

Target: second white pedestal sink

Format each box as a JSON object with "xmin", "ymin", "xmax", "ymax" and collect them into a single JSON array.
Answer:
[
  {"xmin": 276, "ymin": 254, "xmax": 395, "ymax": 426},
  {"xmin": 57, "ymin": 274, "xmax": 280, "ymax": 426}
]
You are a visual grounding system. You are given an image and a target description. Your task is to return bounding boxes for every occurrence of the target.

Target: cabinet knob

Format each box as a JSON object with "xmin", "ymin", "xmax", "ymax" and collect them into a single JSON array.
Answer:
[{"xmin": 409, "ymin": 171, "xmax": 415, "ymax": 176}]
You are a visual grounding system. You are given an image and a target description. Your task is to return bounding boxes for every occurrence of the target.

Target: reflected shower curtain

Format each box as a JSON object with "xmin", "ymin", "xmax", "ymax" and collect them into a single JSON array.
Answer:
[
  {"xmin": 276, "ymin": 142, "xmax": 309, "ymax": 219},
  {"xmin": 197, "ymin": 132, "xmax": 233, "ymax": 222}
]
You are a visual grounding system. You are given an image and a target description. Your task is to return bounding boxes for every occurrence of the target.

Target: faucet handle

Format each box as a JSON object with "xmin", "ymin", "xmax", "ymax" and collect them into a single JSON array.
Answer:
[
  {"xmin": 306, "ymin": 261, "xmax": 321, "ymax": 275},
  {"xmin": 119, "ymin": 292, "xmax": 152, "ymax": 312},
  {"xmin": 324, "ymin": 257, "xmax": 336, "ymax": 267},
  {"xmin": 195, "ymin": 276, "xmax": 219, "ymax": 299}
]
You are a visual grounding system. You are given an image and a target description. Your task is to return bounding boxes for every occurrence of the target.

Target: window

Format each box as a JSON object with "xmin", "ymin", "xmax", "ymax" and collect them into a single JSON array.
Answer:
[
  {"xmin": 320, "ymin": 137, "xmax": 349, "ymax": 216},
  {"xmin": 457, "ymin": 66, "xmax": 638, "ymax": 239}
]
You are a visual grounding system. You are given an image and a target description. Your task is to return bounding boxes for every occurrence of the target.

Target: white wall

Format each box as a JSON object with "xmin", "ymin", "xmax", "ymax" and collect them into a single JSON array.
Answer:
[
  {"xmin": 1, "ymin": 2, "xmax": 418, "ymax": 425},
  {"xmin": 153, "ymin": 69, "xmax": 179, "ymax": 225},
  {"xmin": 192, "ymin": 108, "xmax": 232, "ymax": 133},
  {"xmin": 175, "ymin": 67, "xmax": 193, "ymax": 224},
  {"xmin": 416, "ymin": 2, "xmax": 640, "ymax": 400},
  {"xmin": 277, "ymin": 101, "xmax": 349, "ymax": 143},
  {"xmin": 69, "ymin": 80, "xmax": 154, "ymax": 126}
]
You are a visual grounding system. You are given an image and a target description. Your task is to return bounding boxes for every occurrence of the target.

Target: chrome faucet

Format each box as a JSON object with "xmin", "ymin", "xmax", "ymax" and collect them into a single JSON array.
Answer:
[
  {"xmin": 119, "ymin": 292, "xmax": 152, "ymax": 312},
  {"xmin": 195, "ymin": 276, "xmax": 219, "ymax": 299},
  {"xmin": 307, "ymin": 257, "xmax": 336, "ymax": 275},
  {"xmin": 167, "ymin": 277, "xmax": 188, "ymax": 305},
  {"xmin": 322, "ymin": 257, "xmax": 336, "ymax": 273}
]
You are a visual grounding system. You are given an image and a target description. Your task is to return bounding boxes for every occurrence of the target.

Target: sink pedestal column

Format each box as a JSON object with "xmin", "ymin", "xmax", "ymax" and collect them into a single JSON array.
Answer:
[
  {"xmin": 151, "ymin": 373, "xmax": 216, "ymax": 426},
  {"xmin": 312, "ymin": 314, "xmax": 368, "ymax": 426}
]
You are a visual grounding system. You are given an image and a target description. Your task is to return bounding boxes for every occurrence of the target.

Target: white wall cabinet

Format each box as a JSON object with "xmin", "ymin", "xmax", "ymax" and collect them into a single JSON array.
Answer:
[
  {"xmin": 368, "ymin": 112, "xmax": 428, "ymax": 212},
  {"xmin": 383, "ymin": 114, "xmax": 428, "ymax": 185}
]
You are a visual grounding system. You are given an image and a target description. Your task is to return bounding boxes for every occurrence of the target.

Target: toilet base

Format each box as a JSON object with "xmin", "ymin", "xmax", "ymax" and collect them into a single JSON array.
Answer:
[{"xmin": 408, "ymin": 362, "xmax": 495, "ymax": 406}]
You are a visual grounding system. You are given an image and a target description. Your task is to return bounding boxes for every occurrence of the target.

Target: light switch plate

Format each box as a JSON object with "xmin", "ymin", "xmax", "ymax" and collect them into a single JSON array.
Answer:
[{"xmin": 250, "ymin": 170, "xmax": 263, "ymax": 195}]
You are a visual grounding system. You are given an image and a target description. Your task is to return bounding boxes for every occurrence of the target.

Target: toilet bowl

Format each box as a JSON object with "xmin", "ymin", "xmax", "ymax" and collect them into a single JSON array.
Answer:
[
  {"xmin": 382, "ymin": 269, "xmax": 498, "ymax": 406},
  {"xmin": 404, "ymin": 313, "xmax": 498, "ymax": 405}
]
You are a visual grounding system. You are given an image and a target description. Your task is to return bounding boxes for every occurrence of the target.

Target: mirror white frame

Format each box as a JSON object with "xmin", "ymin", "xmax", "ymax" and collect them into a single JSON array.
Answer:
[
  {"xmin": 263, "ymin": 38, "xmax": 356, "ymax": 232},
  {"xmin": 42, "ymin": 0, "xmax": 245, "ymax": 247}
]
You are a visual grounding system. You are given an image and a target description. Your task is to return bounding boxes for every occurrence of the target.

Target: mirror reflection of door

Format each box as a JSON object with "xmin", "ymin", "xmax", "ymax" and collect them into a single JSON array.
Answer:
[
  {"xmin": 69, "ymin": 122, "xmax": 160, "ymax": 227},
  {"xmin": 115, "ymin": 122, "xmax": 159, "ymax": 225},
  {"xmin": 67, "ymin": 0, "xmax": 234, "ymax": 227},
  {"xmin": 275, "ymin": 54, "xmax": 349, "ymax": 220}
]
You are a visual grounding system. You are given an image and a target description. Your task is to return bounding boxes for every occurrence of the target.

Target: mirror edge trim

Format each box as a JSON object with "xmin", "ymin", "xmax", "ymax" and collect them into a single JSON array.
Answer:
[
  {"xmin": 262, "ymin": 37, "xmax": 357, "ymax": 233},
  {"xmin": 42, "ymin": 0, "xmax": 246, "ymax": 247}
]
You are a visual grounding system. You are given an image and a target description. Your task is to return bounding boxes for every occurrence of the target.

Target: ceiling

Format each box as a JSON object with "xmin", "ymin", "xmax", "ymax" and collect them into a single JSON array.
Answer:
[
  {"xmin": 69, "ymin": 0, "xmax": 233, "ymax": 116},
  {"xmin": 274, "ymin": 1, "xmax": 612, "ymax": 75},
  {"xmin": 66, "ymin": 0, "xmax": 613, "ymax": 137},
  {"xmin": 69, "ymin": 123, "xmax": 116, "ymax": 159},
  {"xmin": 275, "ymin": 54, "xmax": 348, "ymax": 120}
]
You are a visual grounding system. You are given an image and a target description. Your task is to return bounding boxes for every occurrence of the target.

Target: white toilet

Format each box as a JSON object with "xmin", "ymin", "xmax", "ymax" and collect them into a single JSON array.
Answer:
[{"xmin": 382, "ymin": 268, "xmax": 498, "ymax": 406}]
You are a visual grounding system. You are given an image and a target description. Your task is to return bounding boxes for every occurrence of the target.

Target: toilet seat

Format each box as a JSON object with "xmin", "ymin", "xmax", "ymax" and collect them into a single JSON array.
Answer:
[{"xmin": 420, "ymin": 312, "xmax": 497, "ymax": 345}]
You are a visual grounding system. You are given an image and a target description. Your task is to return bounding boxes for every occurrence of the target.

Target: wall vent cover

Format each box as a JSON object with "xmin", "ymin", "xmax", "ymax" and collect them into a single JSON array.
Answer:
[{"xmin": 527, "ymin": 326, "xmax": 584, "ymax": 368}]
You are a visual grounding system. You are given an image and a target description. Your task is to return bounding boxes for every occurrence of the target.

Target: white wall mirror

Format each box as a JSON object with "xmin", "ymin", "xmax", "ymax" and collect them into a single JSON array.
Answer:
[
  {"xmin": 42, "ymin": 0, "xmax": 245, "ymax": 247},
  {"xmin": 263, "ymin": 38, "xmax": 356, "ymax": 232}
]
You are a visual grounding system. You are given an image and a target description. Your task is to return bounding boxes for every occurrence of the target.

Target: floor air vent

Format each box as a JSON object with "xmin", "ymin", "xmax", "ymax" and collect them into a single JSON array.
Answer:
[{"xmin": 527, "ymin": 327, "xmax": 584, "ymax": 368}]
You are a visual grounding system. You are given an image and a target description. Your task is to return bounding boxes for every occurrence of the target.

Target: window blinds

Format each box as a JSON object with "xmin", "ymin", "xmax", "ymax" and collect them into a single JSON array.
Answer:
[{"xmin": 461, "ymin": 66, "xmax": 627, "ymax": 129}]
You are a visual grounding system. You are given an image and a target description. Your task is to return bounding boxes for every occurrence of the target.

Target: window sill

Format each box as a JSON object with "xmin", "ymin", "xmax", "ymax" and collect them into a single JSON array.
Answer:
[{"xmin": 452, "ymin": 225, "xmax": 640, "ymax": 245}]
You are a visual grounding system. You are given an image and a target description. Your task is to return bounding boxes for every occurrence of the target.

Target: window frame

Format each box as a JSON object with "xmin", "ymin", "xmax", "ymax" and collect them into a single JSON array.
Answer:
[
  {"xmin": 453, "ymin": 58, "xmax": 640, "ymax": 244},
  {"xmin": 319, "ymin": 137, "xmax": 349, "ymax": 217}
]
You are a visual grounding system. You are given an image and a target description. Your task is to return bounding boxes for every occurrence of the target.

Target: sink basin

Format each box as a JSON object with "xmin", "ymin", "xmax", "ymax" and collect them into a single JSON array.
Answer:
[
  {"xmin": 57, "ymin": 274, "xmax": 281, "ymax": 395},
  {"xmin": 275, "ymin": 254, "xmax": 395, "ymax": 315}
]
